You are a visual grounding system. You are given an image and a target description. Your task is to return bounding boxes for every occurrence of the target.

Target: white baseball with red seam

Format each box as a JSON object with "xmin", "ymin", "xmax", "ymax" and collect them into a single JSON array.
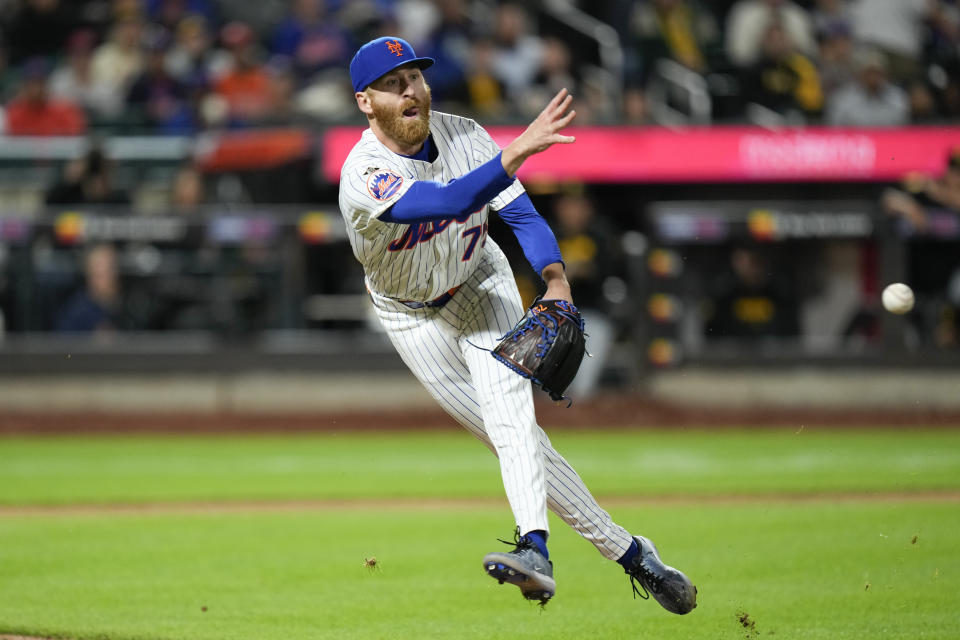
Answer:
[{"xmin": 882, "ymin": 283, "xmax": 914, "ymax": 314}]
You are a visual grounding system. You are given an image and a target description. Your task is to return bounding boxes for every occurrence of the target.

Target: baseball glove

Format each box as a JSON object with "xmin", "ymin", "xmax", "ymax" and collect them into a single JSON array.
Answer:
[{"xmin": 491, "ymin": 299, "xmax": 586, "ymax": 402}]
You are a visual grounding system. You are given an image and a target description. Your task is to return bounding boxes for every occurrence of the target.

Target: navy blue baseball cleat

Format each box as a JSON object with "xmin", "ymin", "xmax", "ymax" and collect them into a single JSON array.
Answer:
[
  {"xmin": 483, "ymin": 532, "xmax": 555, "ymax": 605},
  {"xmin": 624, "ymin": 535, "xmax": 697, "ymax": 614}
]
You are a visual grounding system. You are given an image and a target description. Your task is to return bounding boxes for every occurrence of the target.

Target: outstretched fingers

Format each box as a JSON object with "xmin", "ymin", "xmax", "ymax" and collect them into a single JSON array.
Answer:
[{"xmin": 547, "ymin": 87, "xmax": 569, "ymax": 112}]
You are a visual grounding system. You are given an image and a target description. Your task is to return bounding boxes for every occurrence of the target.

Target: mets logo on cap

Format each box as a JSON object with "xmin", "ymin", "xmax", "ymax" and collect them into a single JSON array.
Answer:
[
  {"xmin": 350, "ymin": 36, "xmax": 435, "ymax": 93},
  {"xmin": 367, "ymin": 170, "xmax": 404, "ymax": 201}
]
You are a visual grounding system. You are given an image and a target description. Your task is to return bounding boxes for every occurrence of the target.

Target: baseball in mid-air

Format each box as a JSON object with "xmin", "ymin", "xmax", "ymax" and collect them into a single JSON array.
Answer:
[{"xmin": 882, "ymin": 283, "xmax": 915, "ymax": 314}]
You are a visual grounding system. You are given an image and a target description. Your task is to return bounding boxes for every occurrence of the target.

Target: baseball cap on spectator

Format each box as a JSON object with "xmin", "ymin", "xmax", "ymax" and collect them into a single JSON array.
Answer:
[
  {"xmin": 349, "ymin": 36, "xmax": 434, "ymax": 93},
  {"xmin": 21, "ymin": 57, "xmax": 50, "ymax": 80},
  {"xmin": 66, "ymin": 29, "xmax": 97, "ymax": 54},
  {"xmin": 221, "ymin": 21, "xmax": 254, "ymax": 49}
]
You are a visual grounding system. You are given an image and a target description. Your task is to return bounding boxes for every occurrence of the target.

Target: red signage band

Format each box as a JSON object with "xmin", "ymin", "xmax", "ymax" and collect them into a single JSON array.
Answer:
[{"xmin": 322, "ymin": 126, "xmax": 960, "ymax": 184}]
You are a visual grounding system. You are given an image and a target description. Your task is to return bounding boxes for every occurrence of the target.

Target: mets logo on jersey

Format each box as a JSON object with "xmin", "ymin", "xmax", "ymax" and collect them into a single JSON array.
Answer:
[{"xmin": 367, "ymin": 170, "xmax": 404, "ymax": 201}]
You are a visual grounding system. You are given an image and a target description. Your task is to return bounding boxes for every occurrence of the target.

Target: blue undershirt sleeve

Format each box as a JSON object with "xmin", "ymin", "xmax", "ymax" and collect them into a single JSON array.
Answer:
[
  {"xmin": 381, "ymin": 152, "xmax": 515, "ymax": 223},
  {"xmin": 497, "ymin": 193, "xmax": 564, "ymax": 276}
]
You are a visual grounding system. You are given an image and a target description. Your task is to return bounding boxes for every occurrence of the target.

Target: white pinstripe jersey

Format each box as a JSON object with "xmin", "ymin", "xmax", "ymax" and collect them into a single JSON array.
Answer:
[{"xmin": 338, "ymin": 110, "xmax": 525, "ymax": 302}]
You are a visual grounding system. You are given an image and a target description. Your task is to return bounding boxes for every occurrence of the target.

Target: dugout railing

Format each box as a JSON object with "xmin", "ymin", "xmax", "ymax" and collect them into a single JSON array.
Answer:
[{"xmin": 0, "ymin": 199, "xmax": 957, "ymax": 379}]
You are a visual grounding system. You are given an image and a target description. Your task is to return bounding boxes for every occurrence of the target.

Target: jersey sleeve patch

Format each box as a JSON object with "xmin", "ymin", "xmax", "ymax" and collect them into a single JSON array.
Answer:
[{"xmin": 367, "ymin": 170, "xmax": 404, "ymax": 201}]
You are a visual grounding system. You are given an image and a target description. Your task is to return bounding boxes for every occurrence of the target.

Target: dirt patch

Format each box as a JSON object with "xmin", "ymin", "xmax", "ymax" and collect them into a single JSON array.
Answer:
[
  {"xmin": 736, "ymin": 610, "xmax": 759, "ymax": 638},
  {"xmin": 2, "ymin": 394, "xmax": 959, "ymax": 435},
  {"xmin": 2, "ymin": 490, "xmax": 958, "ymax": 518}
]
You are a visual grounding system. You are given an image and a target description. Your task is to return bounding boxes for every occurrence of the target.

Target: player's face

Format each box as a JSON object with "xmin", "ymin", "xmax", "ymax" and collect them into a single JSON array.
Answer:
[{"xmin": 364, "ymin": 64, "xmax": 432, "ymax": 149}]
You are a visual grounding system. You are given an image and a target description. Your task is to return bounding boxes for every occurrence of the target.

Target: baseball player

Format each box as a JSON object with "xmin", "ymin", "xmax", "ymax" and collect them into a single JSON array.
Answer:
[{"xmin": 338, "ymin": 36, "xmax": 696, "ymax": 613}]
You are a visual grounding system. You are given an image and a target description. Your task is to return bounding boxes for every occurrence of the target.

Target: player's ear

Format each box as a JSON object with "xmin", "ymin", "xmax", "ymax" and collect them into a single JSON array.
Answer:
[{"xmin": 356, "ymin": 90, "xmax": 374, "ymax": 116}]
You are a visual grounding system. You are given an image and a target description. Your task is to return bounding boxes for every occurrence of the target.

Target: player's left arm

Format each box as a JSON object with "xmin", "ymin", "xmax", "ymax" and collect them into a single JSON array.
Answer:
[{"xmin": 497, "ymin": 193, "xmax": 572, "ymax": 304}]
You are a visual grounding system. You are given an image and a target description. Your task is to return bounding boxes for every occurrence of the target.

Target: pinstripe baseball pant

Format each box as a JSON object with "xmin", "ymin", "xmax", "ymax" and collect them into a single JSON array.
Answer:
[{"xmin": 367, "ymin": 244, "xmax": 634, "ymax": 560}]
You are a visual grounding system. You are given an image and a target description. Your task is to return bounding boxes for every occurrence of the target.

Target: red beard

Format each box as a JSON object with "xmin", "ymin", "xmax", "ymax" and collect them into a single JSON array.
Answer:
[{"xmin": 371, "ymin": 88, "xmax": 432, "ymax": 147}]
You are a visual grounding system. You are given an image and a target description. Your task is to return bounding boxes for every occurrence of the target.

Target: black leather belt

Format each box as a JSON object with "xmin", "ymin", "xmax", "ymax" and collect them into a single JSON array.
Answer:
[{"xmin": 401, "ymin": 286, "xmax": 461, "ymax": 309}]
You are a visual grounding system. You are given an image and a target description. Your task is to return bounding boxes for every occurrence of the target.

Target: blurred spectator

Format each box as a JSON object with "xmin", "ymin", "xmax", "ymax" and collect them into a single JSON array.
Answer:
[
  {"xmin": 170, "ymin": 162, "xmax": 207, "ymax": 214},
  {"xmin": 45, "ymin": 145, "xmax": 130, "ymax": 205},
  {"xmin": 463, "ymin": 38, "xmax": 507, "ymax": 117},
  {"xmin": 125, "ymin": 30, "xmax": 188, "ymax": 129},
  {"xmin": 5, "ymin": 58, "xmax": 87, "ymax": 136},
  {"xmin": 907, "ymin": 78, "xmax": 939, "ymax": 123},
  {"xmin": 56, "ymin": 243, "xmax": 128, "ymax": 333},
  {"xmin": 816, "ymin": 22, "xmax": 857, "ymax": 95},
  {"xmin": 882, "ymin": 147, "xmax": 960, "ymax": 232},
  {"xmin": 849, "ymin": 0, "xmax": 927, "ymax": 80},
  {"xmin": 742, "ymin": 23, "xmax": 823, "ymax": 120},
  {"xmin": 825, "ymin": 48, "xmax": 909, "ymax": 126},
  {"xmin": 262, "ymin": 56, "xmax": 300, "ymax": 124},
  {"xmin": 3, "ymin": 0, "xmax": 77, "ymax": 65},
  {"xmin": 270, "ymin": 0, "xmax": 352, "ymax": 81},
  {"xmin": 212, "ymin": 22, "xmax": 276, "ymax": 125},
  {"xmin": 622, "ymin": 85, "xmax": 651, "ymax": 124},
  {"xmin": 416, "ymin": 0, "xmax": 473, "ymax": 103},
  {"xmin": 810, "ymin": 0, "xmax": 852, "ymax": 40},
  {"xmin": 146, "ymin": 0, "xmax": 218, "ymax": 32},
  {"xmin": 490, "ymin": 3, "xmax": 543, "ymax": 100},
  {"xmin": 165, "ymin": 14, "xmax": 222, "ymax": 83},
  {"xmin": 705, "ymin": 246, "xmax": 800, "ymax": 339},
  {"xmin": 90, "ymin": 16, "xmax": 146, "ymax": 117},
  {"xmin": 519, "ymin": 37, "xmax": 579, "ymax": 118},
  {"xmin": 626, "ymin": 0, "xmax": 720, "ymax": 83},
  {"xmin": 725, "ymin": 0, "xmax": 816, "ymax": 67},
  {"xmin": 48, "ymin": 29, "xmax": 124, "ymax": 119},
  {"xmin": 215, "ymin": 0, "xmax": 288, "ymax": 36},
  {"xmin": 922, "ymin": 0, "xmax": 960, "ymax": 119},
  {"xmin": 550, "ymin": 185, "xmax": 621, "ymax": 399},
  {"xmin": 881, "ymin": 148, "xmax": 960, "ymax": 347}
]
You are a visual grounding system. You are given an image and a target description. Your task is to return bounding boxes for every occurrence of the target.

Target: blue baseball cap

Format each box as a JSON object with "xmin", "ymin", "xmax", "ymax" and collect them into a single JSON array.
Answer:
[{"xmin": 349, "ymin": 36, "xmax": 434, "ymax": 93}]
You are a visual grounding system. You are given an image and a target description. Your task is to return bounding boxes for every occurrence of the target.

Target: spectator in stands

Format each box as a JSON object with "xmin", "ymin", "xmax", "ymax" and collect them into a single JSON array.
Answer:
[
  {"xmin": 922, "ymin": 0, "xmax": 960, "ymax": 120},
  {"xmin": 215, "ymin": 0, "xmax": 288, "ymax": 36},
  {"xmin": 56, "ymin": 243, "xmax": 127, "ymax": 334},
  {"xmin": 907, "ymin": 78, "xmax": 939, "ymax": 123},
  {"xmin": 90, "ymin": 16, "xmax": 146, "ymax": 118},
  {"xmin": 463, "ymin": 37, "xmax": 507, "ymax": 117},
  {"xmin": 165, "ymin": 14, "xmax": 222, "ymax": 83},
  {"xmin": 125, "ymin": 30, "xmax": 188, "ymax": 129},
  {"xmin": 550, "ymin": 185, "xmax": 621, "ymax": 399},
  {"xmin": 519, "ymin": 37, "xmax": 579, "ymax": 118},
  {"xmin": 3, "ymin": 0, "xmax": 77, "ymax": 65},
  {"xmin": 881, "ymin": 148, "xmax": 960, "ymax": 348},
  {"xmin": 882, "ymin": 147, "xmax": 960, "ymax": 232},
  {"xmin": 849, "ymin": 0, "xmax": 927, "ymax": 81},
  {"xmin": 45, "ymin": 145, "xmax": 130, "ymax": 205},
  {"xmin": 49, "ymin": 29, "xmax": 123, "ymax": 120},
  {"xmin": 725, "ymin": 0, "xmax": 816, "ymax": 68},
  {"xmin": 490, "ymin": 3, "xmax": 543, "ymax": 101},
  {"xmin": 622, "ymin": 85, "xmax": 651, "ymax": 124},
  {"xmin": 146, "ymin": 0, "xmax": 219, "ymax": 32},
  {"xmin": 416, "ymin": 0, "xmax": 474, "ymax": 104},
  {"xmin": 825, "ymin": 48, "xmax": 909, "ymax": 126},
  {"xmin": 270, "ymin": 0, "xmax": 353, "ymax": 82},
  {"xmin": 810, "ymin": 0, "xmax": 853, "ymax": 40},
  {"xmin": 213, "ymin": 22, "xmax": 276, "ymax": 125},
  {"xmin": 817, "ymin": 22, "xmax": 857, "ymax": 96},
  {"xmin": 742, "ymin": 22, "xmax": 823, "ymax": 121},
  {"xmin": 626, "ymin": 0, "xmax": 720, "ymax": 83},
  {"xmin": 705, "ymin": 246, "xmax": 800, "ymax": 340},
  {"xmin": 170, "ymin": 161, "xmax": 207, "ymax": 214},
  {"xmin": 5, "ymin": 58, "xmax": 87, "ymax": 136}
]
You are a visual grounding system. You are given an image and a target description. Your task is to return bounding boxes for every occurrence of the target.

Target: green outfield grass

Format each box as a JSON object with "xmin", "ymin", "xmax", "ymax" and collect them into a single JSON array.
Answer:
[
  {"xmin": 1, "ymin": 427, "xmax": 959, "ymax": 640},
  {"xmin": 2, "ymin": 429, "xmax": 960, "ymax": 505}
]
